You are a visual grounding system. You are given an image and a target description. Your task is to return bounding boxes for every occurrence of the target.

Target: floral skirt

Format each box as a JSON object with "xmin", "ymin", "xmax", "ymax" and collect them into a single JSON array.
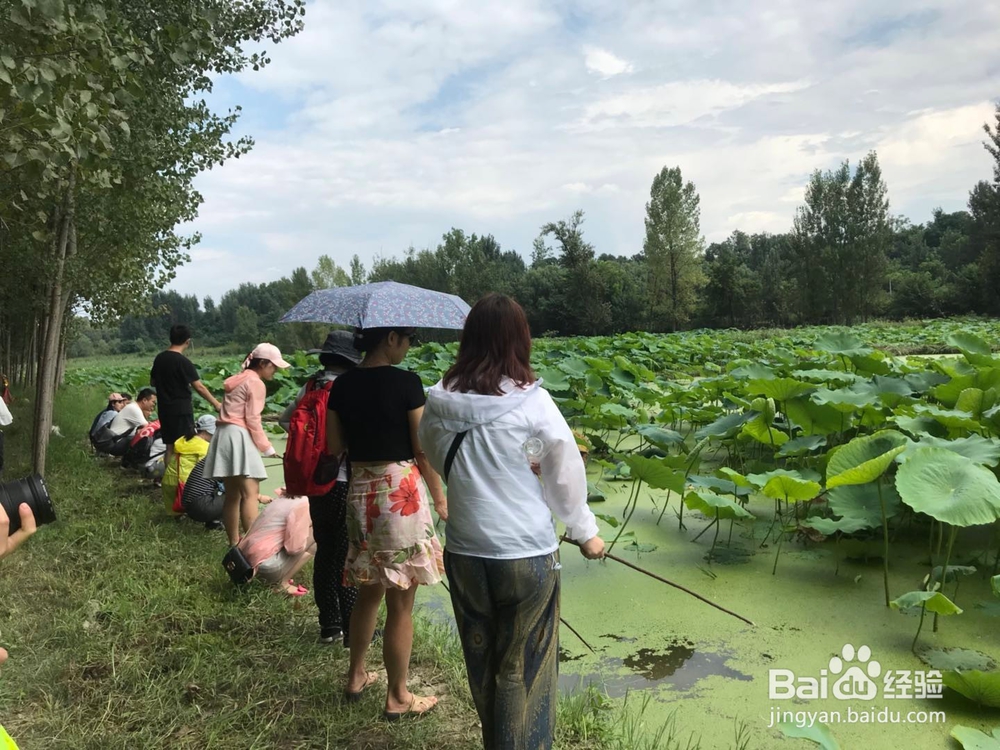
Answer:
[{"xmin": 345, "ymin": 461, "xmax": 444, "ymax": 590}]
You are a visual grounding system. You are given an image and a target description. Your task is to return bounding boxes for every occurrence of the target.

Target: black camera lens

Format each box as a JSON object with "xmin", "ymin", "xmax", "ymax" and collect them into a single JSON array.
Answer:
[{"xmin": 0, "ymin": 474, "xmax": 55, "ymax": 534}]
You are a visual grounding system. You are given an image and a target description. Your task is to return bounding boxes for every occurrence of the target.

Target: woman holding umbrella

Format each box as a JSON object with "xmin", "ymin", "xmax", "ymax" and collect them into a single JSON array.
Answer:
[{"xmin": 325, "ymin": 326, "xmax": 446, "ymax": 720}]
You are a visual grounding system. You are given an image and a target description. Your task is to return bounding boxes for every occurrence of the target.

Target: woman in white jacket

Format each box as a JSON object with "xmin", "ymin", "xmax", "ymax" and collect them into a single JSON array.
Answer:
[{"xmin": 418, "ymin": 293, "xmax": 604, "ymax": 750}]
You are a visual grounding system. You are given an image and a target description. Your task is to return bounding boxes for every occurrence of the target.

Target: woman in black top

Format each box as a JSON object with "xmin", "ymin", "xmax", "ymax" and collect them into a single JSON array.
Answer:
[{"xmin": 327, "ymin": 326, "xmax": 447, "ymax": 720}]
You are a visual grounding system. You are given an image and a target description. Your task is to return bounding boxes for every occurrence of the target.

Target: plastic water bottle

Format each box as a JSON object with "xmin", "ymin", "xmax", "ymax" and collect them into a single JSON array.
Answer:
[{"xmin": 523, "ymin": 437, "xmax": 545, "ymax": 462}]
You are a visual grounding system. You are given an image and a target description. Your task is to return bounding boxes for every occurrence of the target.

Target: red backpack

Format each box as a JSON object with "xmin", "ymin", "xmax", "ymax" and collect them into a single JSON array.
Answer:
[{"xmin": 283, "ymin": 378, "xmax": 340, "ymax": 496}]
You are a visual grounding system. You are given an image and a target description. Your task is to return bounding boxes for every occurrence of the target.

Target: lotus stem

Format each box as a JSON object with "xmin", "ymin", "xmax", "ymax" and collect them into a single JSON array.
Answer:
[
  {"xmin": 912, "ymin": 602, "xmax": 927, "ymax": 654},
  {"xmin": 691, "ymin": 516, "xmax": 718, "ymax": 543},
  {"xmin": 933, "ymin": 525, "xmax": 957, "ymax": 633},
  {"xmin": 710, "ymin": 508, "xmax": 721, "ymax": 560},
  {"xmin": 728, "ymin": 518, "xmax": 735, "ymax": 547},
  {"xmin": 877, "ymin": 480, "xmax": 891, "ymax": 607},
  {"xmin": 655, "ymin": 489, "xmax": 672, "ymax": 526},
  {"xmin": 772, "ymin": 523, "xmax": 784, "ymax": 575},
  {"xmin": 607, "ymin": 480, "xmax": 642, "ymax": 555}
]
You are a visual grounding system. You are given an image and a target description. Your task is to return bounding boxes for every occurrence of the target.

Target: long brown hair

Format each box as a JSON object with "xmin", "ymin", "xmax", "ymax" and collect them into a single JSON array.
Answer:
[{"xmin": 443, "ymin": 293, "xmax": 536, "ymax": 395}]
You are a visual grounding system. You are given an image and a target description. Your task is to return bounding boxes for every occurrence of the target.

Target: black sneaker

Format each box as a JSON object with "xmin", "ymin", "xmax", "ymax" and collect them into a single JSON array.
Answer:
[
  {"xmin": 204, "ymin": 520, "xmax": 224, "ymax": 531},
  {"xmin": 319, "ymin": 627, "xmax": 344, "ymax": 644}
]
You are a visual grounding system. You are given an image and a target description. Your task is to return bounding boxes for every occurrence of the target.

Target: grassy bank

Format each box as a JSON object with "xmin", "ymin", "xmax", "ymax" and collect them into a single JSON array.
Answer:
[{"xmin": 0, "ymin": 386, "xmax": 683, "ymax": 749}]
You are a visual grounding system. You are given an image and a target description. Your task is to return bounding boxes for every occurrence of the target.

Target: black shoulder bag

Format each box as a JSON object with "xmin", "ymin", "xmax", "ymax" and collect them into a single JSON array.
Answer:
[{"xmin": 443, "ymin": 430, "xmax": 469, "ymax": 483}]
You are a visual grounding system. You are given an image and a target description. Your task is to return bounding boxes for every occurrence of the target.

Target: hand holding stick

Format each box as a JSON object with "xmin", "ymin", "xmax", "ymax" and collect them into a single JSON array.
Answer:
[{"xmin": 560, "ymin": 536, "xmax": 755, "ymax": 627}]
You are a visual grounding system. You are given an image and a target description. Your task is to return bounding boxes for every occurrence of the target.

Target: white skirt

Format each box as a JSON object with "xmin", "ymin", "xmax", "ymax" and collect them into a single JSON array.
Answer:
[{"xmin": 204, "ymin": 423, "xmax": 268, "ymax": 480}]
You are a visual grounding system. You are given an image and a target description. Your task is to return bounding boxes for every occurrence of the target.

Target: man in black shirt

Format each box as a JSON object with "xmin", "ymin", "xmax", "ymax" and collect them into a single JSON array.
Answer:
[{"xmin": 150, "ymin": 324, "xmax": 222, "ymax": 466}]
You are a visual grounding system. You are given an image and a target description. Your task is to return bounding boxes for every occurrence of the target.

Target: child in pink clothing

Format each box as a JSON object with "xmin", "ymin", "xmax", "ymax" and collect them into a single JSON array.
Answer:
[{"xmin": 238, "ymin": 491, "xmax": 316, "ymax": 595}]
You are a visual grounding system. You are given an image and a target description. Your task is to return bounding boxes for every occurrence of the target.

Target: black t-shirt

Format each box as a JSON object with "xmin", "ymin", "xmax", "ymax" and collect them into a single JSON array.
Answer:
[
  {"xmin": 150, "ymin": 350, "xmax": 199, "ymax": 414},
  {"xmin": 328, "ymin": 366, "xmax": 426, "ymax": 461}
]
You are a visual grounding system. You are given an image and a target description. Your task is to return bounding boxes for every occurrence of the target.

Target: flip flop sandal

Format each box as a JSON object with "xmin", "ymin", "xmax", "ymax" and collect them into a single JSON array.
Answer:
[
  {"xmin": 344, "ymin": 671, "xmax": 380, "ymax": 703},
  {"xmin": 383, "ymin": 695, "xmax": 438, "ymax": 722}
]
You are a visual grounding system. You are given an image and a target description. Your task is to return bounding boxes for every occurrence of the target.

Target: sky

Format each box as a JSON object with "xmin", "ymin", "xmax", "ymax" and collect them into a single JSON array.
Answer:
[{"xmin": 168, "ymin": 0, "xmax": 1000, "ymax": 305}]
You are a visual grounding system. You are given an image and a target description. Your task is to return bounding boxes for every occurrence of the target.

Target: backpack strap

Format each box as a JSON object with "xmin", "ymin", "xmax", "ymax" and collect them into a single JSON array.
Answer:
[{"xmin": 443, "ymin": 430, "xmax": 469, "ymax": 483}]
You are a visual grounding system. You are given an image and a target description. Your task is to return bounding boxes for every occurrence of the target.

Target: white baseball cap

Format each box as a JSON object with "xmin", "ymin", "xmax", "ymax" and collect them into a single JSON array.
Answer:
[{"xmin": 249, "ymin": 343, "xmax": 291, "ymax": 369}]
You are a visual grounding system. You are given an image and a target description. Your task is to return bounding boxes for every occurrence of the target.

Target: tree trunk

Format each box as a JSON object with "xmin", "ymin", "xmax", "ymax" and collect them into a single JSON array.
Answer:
[{"xmin": 32, "ymin": 171, "xmax": 76, "ymax": 474}]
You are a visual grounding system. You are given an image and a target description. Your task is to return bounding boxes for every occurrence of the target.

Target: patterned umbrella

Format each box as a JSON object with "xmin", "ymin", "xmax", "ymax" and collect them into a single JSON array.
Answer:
[{"xmin": 279, "ymin": 281, "xmax": 471, "ymax": 330}]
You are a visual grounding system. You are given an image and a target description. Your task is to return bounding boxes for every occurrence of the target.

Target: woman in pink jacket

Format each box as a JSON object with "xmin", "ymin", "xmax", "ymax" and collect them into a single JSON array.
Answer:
[{"xmin": 204, "ymin": 343, "xmax": 290, "ymax": 546}]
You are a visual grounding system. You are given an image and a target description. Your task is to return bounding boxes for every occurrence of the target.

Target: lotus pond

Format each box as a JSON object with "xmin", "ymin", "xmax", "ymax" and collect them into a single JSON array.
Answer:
[{"xmin": 69, "ymin": 317, "xmax": 1000, "ymax": 748}]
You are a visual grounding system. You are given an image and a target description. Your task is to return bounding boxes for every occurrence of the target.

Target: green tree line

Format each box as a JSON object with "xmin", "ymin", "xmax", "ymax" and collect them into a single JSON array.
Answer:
[{"xmin": 82, "ymin": 103, "xmax": 1000, "ymax": 353}]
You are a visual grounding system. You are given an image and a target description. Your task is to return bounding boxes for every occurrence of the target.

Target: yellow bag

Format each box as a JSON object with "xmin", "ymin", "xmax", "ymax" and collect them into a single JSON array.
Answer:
[{"xmin": 161, "ymin": 435, "xmax": 210, "ymax": 514}]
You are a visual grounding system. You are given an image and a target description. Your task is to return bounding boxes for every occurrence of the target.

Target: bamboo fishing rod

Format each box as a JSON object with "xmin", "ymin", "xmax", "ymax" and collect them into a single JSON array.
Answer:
[{"xmin": 560, "ymin": 537, "xmax": 755, "ymax": 627}]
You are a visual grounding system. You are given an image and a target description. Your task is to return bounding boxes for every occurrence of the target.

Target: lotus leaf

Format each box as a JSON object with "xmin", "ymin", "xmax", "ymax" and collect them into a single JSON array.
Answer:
[
  {"xmin": 950, "ymin": 726, "xmax": 1000, "ymax": 750},
  {"xmin": 814, "ymin": 331, "xmax": 871, "ymax": 357},
  {"xmin": 741, "ymin": 414, "xmax": 789, "ymax": 446},
  {"xmin": 852, "ymin": 353, "xmax": 895, "ymax": 375},
  {"xmin": 826, "ymin": 483, "xmax": 901, "ymax": 525},
  {"xmin": 811, "ymin": 386, "xmax": 875, "ymax": 413},
  {"xmin": 946, "ymin": 330, "xmax": 997, "ymax": 366},
  {"xmin": 920, "ymin": 647, "xmax": 998, "ymax": 672},
  {"xmin": 826, "ymin": 430, "xmax": 908, "ymax": 488},
  {"xmin": 622, "ymin": 455, "xmax": 685, "ymax": 493},
  {"xmin": 912, "ymin": 435, "xmax": 1000, "ymax": 467},
  {"xmin": 635, "ymin": 424, "xmax": 685, "ymax": 449},
  {"xmin": 802, "ymin": 516, "xmax": 875, "ymax": 535},
  {"xmin": 759, "ymin": 472, "xmax": 822, "ymax": 501},
  {"xmin": 890, "ymin": 591, "xmax": 963, "ymax": 615},
  {"xmin": 716, "ymin": 467, "xmax": 753, "ymax": 487},
  {"xmin": 944, "ymin": 670, "xmax": 1000, "ymax": 708},
  {"xmin": 786, "ymin": 397, "xmax": 849, "ymax": 436},
  {"xmin": 779, "ymin": 721, "xmax": 841, "ymax": 750},
  {"xmin": 993, "ymin": 575, "xmax": 1000, "ymax": 598},
  {"xmin": 537, "ymin": 369, "xmax": 570, "ymax": 392},
  {"xmin": 911, "ymin": 403, "xmax": 983, "ymax": 431},
  {"xmin": 683, "ymin": 490, "xmax": 754, "ymax": 520},
  {"xmin": 746, "ymin": 377, "xmax": 816, "ymax": 402},
  {"xmin": 777, "ymin": 436, "xmax": 828, "ymax": 458},
  {"xmin": 687, "ymin": 475, "xmax": 752, "ymax": 497},
  {"xmin": 791, "ymin": 368, "xmax": 862, "ymax": 385},
  {"xmin": 694, "ymin": 411, "xmax": 753, "ymax": 440},
  {"xmin": 891, "ymin": 414, "xmax": 947, "ymax": 438},
  {"xmin": 895, "ymin": 448, "xmax": 1000, "ymax": 526},
  {"xmin": 729, "ymin": 363, "xmax": 776, "ymax": 380}
]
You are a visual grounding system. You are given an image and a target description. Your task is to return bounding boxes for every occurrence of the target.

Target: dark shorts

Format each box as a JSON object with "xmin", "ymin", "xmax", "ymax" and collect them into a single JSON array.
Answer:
[{"xmin": 159, "ymin": 411, "xmax": 195, "ymax": 445}]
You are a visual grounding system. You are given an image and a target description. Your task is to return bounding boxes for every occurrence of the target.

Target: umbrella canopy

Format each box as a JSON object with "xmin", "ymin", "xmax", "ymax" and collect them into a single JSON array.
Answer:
[{"xmin": 279, "ymin": 281, "xmax": 471, "ymax": 330}]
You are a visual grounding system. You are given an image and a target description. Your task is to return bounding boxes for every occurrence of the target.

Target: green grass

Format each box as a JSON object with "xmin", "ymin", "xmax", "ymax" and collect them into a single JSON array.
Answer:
[{"xmin": 0, "ymin": 386, "xmax": 684, "ymax": 749}]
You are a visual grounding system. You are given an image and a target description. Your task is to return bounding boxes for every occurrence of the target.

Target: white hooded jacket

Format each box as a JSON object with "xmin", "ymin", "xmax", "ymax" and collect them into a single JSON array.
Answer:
[{"xmin": 418, "ymin": 378, "xmax": 599, "ymax": 559}]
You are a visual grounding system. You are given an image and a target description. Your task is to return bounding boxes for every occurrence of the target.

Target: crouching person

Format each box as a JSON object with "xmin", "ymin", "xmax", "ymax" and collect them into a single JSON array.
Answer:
[{"xmin": 236, "ymin": 491, "xmax": 315, "ymax": 597}]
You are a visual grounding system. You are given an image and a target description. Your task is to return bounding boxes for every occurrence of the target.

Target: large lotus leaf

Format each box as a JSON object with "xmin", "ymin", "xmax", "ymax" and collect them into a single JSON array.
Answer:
[
  {"xmin": 924, "ymin": 565, "xmax": 977, "ymax": 587},
  {"xmin": 557, "ymin": 358, "xmax": 591, "ymax": 378},
  {"xmin": 891, "ymin": 414, "xmax": 947, "ymax": 439},
  {"xmin": 687, "ymin": 475, "xmax": 752, "ymax": 497},
  {"xmin": 944, "ymin": 671, "xmax": 1000, "ymax": 708},
  {"xmin": 814, "ymin": 331, "xmax": 870, "ymax": 357},
  {"xmin": 955, "ymin": 387, "xmax": 998, "ymax": 419},
  {"xmin": 716, "ymin": 467, "xmax": 753, "ymax": 488},
  {"xmin": 904, "ymin": 371, "xmax": 951, "ymax": 394},
  {"xmin": 946, "ymin": 330, "xmax": 997, "ymax": 366},
  {"xmin": 890, "ymin": 590, "xmax": 963, "ymax": 615},
  {"xmin": 623, "ymin": 456, "xmax": 686, "ymax": 493},
  {"xmin": 757, "ymin": 471, "xmax": 822, "ymax": 501},
  {"xmin": 826, "ymin": 483, "xmax": 902, "ymax": 524},
  {"xmin": 811, "ymin": 386, "xmax": 874, "ymax": 413},
  {"xmin": 791, "ymin": 368, "xmax": 862, "ymax": 386},
  {"xmin": 994, "ymin": 575, "xmax": 1000, "ymax": 598},
  {"xmin": 802, "ymin": 515, "xmax": 876, "ymax": 535},
  {"xmin": 826, "ymin": 430, "xmax": 908, "ymax": 488},
  {"xmin": 729, "ymin": 363, "xmax": 776, "ymax": 380},
  {"xmin": 911, "ymin": 403, "xmax": 982, "ymax": 432},
  {"xmin": 635, "ymin": 424, "xmax": 685, "ymax": 450},
  {"xmin": 741, "ymin": 414, "xmax": 789, "ymax": 446},
  {"xmin": 537, "ymin": 368, "xmax": 571, "ymax": 392},
  {"xmin": 777, "ymin": 435, "xmax": 828, "ymax": 457},
  {"xmin": 933, "ymin": 375, "xmax": 977, "ymax": 407},
  {"xmin": 683, "ymin": 490, "xmax": 754, "ymax": 520},
  {"xmin": 779, "ymin": 722, "xmax": 840, "ymax": 750},
  {"xmin": 746, "ymin": 377, "xmax": 815, "ymax": 402},
  {"xmin": 913, "ymin": 435, "xmax": 1000, "ymax": 467},
  {"xmin": 951, "ymin": 726, "xmax": 1000, "ymax": 750},
  {"xmin": 786, "ymin": 397, "xmax": 849, "ymax": 436},
  {"xmin": 851, "ymin": 352, "xmax": 895, "ymax": 376},
  {"xmin": 920, "ymin": 647, "xmax": 998, "ymax": 672},
  {"xmin": 895, "ymin": 447, "xmax": 1000, "ymax": 526},
  {"xmin": 695, "ymin": 411, "xmax": 753, "ymax": 440},
  {"xmin": 600, "ymin": 402, "xmax": 637, "ymax": 421}
]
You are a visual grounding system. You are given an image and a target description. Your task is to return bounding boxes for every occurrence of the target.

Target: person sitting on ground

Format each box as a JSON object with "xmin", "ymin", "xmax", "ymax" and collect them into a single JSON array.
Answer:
[
  {"xmin": 109, "ymin": 388, "xmax": 157, "ymax": 437},
  {"xmin": 89, "ymin": 393, "xmax": 126, "ymax": 440},
  {"xmin": 162, "ymin": 414, "xmax": 216, "ymax": 516},
  {"xmin": 182, "ymin": 455, "xmax": 225, "ymax": 530},
  {"xmin": 150, "ymin": 324, "xmax": 222, "ymax": 469},
  {"xmin": 279, "ymin": 330, "xmax": 362, "ymax": 646},
  {"xmin": 236, "ymin": 490, "xmax": 315, "ymax": 596},
  {"xmin": 204, "ymin": 343, "xmax": 290, "ymax": 547}
]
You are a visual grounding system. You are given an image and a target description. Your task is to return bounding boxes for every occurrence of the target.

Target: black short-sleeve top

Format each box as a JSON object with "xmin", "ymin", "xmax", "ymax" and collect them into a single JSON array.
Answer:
[{"xmin": 328, "ymin": 366, "xmax": 426, "ymax": 462}]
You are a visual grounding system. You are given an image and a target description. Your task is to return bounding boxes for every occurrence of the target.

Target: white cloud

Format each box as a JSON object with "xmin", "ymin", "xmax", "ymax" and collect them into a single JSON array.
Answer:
[
  {"xmin": 169, "ymin": 0, "xmax": 1000, "ymax": 302},
  {"xmin": 584, "ymin": 46, "xmax": 634, "ymax": 78}
]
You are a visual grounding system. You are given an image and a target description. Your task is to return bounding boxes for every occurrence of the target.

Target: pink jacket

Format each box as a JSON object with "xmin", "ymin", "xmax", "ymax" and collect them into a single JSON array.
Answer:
[
  {"xmin": 218, "ymin": 370, "xmax": 272, "ymax": 453},
  {"xmin": 238, "ymin": 495, "xmax": 313, "ymax": 568}
]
